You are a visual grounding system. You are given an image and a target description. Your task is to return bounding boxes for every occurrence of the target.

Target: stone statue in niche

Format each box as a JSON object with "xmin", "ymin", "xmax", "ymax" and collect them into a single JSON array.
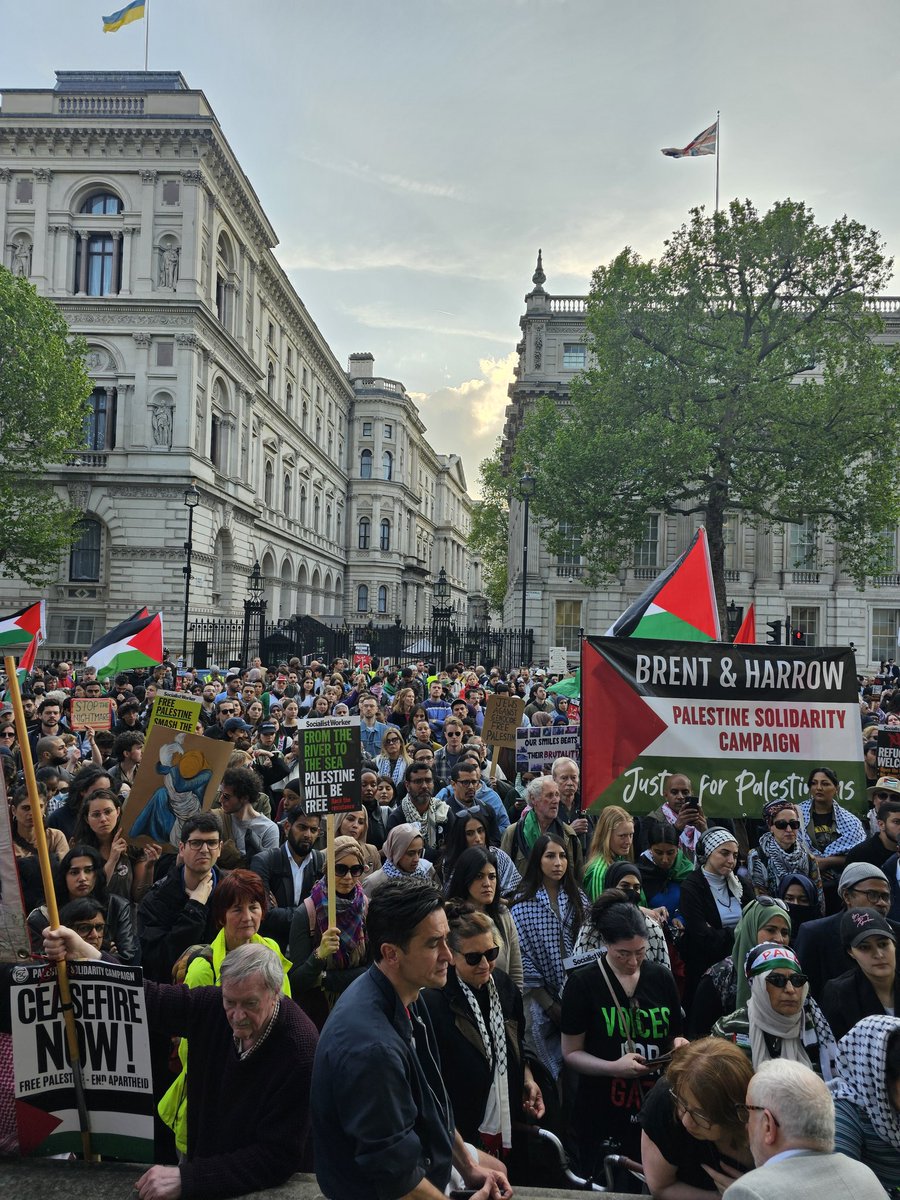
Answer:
[
  {"xmin": 12, "ymin": 239, "xmax": 31, "ymax": 277},
  {"xmin": 534, "ymin": 328, "xmax": 543, "ymax": 370},
  {"xmin": 151, "ymin": 404, "xmax": 173, "ymax": 448},
  {"xmin": 158, "ymin": 245, "xmax": 180, "ymax": 289}
]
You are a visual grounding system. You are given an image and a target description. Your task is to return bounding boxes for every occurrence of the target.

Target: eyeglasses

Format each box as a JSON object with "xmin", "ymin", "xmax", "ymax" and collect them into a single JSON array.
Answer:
[
  {"xmin": 184, "ymin": 838, "xmax": 220, "ymax": 851},
  {"xmin": 873, "ymin": 792, "xmax": 896, "ymax": 802},
  {"xmin": 765, "ymin": 972, "xmax": 808, "ymax": 990},
  {"xmin": 847, "ymin": 887, "xmax": 891, "ymax": 905},
  {"xmin": 673, "ymin": 1095, "xmax": 714, "ymax": 1130},
  {"xmin": 772, "ymin": 819, "xmax": 801, "ymax": 831},
  {"xmin": 334, "ymin": 862, "xmax": 365, "ymax": 877},
  {"xmin": 460, "ymin": 945, "xmax": 500, "ymax": 966},
  {"xmin": 735, "ymin": 1104, "xmax": 780, "ymax": 1127},
  {"xmin": 73, "ymin": 921, "xmax": 106, "ymax": 936}
]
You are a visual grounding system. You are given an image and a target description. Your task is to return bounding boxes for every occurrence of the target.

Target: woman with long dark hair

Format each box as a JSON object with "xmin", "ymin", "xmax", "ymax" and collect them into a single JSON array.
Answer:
[
  {"xmin": 27, "ymin": 844, "xmax": 137, "ymax": 962},
  {"xmin": 510, "ymin": 833, "xmax": 587, "ymax": 1082},
  {"xmin": 446, "ymin": 847, "xmax": 523, "ymax": 989},
  {"xmin": 798, "ymin": 766, "xmax": 865, "ymax": 913},
  {"xmin": 71, "ymin": 786, "xmax": 158, "ymax": 902},
  {"xmin": 441, "ymin": 805, "xmax": 520, "ymax": 898},
  {"xmin": 10, "ymin": 784, "xmax": 68, "ymax": 910},
  {"xmin": 561, "ymin": 890, "xmax": 684, "ymax": 1172}
]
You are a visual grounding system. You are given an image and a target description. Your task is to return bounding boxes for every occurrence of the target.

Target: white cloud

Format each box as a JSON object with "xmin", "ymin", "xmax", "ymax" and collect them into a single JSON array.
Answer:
[
  {"xmin": 295, "ymin": 153, "xmax": 462, "ymax": 200},
  {"xmin": 342, "ymin": 303, "xmax": 511, "ymax": 344}
]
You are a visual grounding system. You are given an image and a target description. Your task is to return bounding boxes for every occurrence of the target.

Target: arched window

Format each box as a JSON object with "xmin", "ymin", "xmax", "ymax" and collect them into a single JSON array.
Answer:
[
  {"xmin": 358, "ymin": 517, "xmax": 370, "ymax": 549},
  {"xmin": 70, "ymin": 519, "xmax": 101, "ymax": 582},
  {"xmin": 326, "ymin": 503, "xmax": 332, "ymax": 539},
  {"xmin": 302, "ymin": 400, "xmax": 309, "ymax": 432},
  {"xmin": 80, "ymin": 192, "xmax": 123, "ymax": 215},
  {"xmin": 336, "ymin": 508, "xmax": 343, "ymax": 545},
  {"xmin": 382, "ymin": 450, "xmax": 393, "ymax": 481},
  {"xmin": 328, "ymin": 429, "xmax": 333, "ymax": 459},
  {"xmin": 360, "ymin": 449, "xmax": 373, "ymax": 480},
  {"xmin": 357, "ymin": 584, "xmax": 369, "ymax": 613},
  {"xmin": 315, "ymin": 416, "xmax": 322, "ymax": 444},
  {"xmin": 378, "ymin": 585, "xmax": 388, "ymax": 614},
  {"xmin": 264, "ymin": 461, "xmax": 274, "ymax": 506},
  {"xmin": 283, "ymin": 473, "xmax": 292, "ymax": 517},
  {"xmin": 267, "ymin": 362, "xmax": 275, "ymax": 399},
  {"xmin": 314, "ymin": 495, "xmax": 321, "ymax": 531},
  {"xmin": 299, "ymin": 485, "xmax": 307, "ymax": 525},
  {"xmin": 380, "ymin": 519, "xmax": 391, "ymax": 551},
  {"xmin": 210, "ymin": 414, "xmax": 222, "ymax": 468}
]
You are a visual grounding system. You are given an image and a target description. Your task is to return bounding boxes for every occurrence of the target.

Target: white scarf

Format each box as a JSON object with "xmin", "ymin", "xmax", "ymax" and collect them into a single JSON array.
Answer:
[
  {"xmin": 458, "ymin": 974, "xmax": 512, "ymax": 1151},
  {"xmin": 661, "ymin": 802, "xmax": 699, "ymax": 857},
  {"xmin": 746, "ymin": 974, "xmax": 813, "ymax": 1072}
]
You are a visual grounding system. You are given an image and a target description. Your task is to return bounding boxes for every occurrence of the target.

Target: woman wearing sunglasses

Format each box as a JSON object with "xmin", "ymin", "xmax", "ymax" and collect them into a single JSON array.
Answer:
[
  {"xmin": 421, "ymin": 904, "xmax": 544, "ymax": 1179},
  {"xmin": 747, "ymin": 800, "xmax": 824, "ymax": 914},
  {"xmin": 289, "ymin": 835, "xmax": 369, "ymax": 1029},
  {"xmin": 712, "ymin": 942, "xmax": 838, "ymax": 1078}
]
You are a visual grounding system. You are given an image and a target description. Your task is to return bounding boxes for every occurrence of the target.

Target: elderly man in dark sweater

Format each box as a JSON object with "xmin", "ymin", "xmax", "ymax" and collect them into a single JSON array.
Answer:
[{"xmin": 43, "ymin": 930, "xmax": 317, "ymax": 1200}]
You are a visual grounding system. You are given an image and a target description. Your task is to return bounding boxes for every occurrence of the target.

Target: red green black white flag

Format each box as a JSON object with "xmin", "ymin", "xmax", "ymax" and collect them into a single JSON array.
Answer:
[{"xmin": 86, "ymin": 611, "xmax": 164, "ymax": 680}]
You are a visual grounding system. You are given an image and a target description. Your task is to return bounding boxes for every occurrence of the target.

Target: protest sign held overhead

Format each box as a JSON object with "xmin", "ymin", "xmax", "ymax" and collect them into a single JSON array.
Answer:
[
  {"xmin": 581, "ymin": 637, "xmax": 865, "ymax": 817},
  {"xmin": 69, "ymin": 697, "xmax": 114, "ymax": 731},
  {"xmin": 121, "ymin": 725, "xmax": 231, "ymax": 850},
  {"xmin": 11, "ymin": 959, "xmax": 153, "ymax": 1160},
  {"xmin": 145, "ymin": 689, "xmax": 202, "ymax": 735},
  {"xmin": 295, "ymin": 715, "xmax": 361, "ymax": 815},
  {"xmin": 482, "ymin": 693, "xmax": 525, "ymax": 749},
  {"xmin": 516, "ymin": 724, "xmax": 580, "ymax": 772},
  {"xmin": 876, "ymin": 727, "xmax": 900, "ymax": 775}
]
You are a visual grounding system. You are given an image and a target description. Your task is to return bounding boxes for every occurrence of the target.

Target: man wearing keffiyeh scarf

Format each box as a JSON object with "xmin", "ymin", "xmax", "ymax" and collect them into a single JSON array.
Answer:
[{"xmin": 395, "ymin": 762, "xmax": 451, "ymax": 853}]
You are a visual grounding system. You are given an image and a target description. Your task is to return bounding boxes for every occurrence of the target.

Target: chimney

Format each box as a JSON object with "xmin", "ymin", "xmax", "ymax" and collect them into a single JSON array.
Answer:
[{"xmin": 348, "ymin": 352, "xmax": 374, "ymax": 380}]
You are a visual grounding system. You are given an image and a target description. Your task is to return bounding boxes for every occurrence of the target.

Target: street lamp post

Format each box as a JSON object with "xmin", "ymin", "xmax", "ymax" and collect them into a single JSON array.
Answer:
[
  {"xmin": 519, "ymin": 474, "xmax": 536, "ymax": 665},
  {"xmin": 181, "ymin": 483, "xmax": 201, "ymax": 666},
  {"xmin": 726, "ymin": 599, "xmax": 739, "ymax": 641},
  {"xmin": 241, "ymin": 560, "xmax": 267, "ymax": 666},
  {"xmin": 432, "ymin": 567, "xmax": 452, "ymax": 668}
]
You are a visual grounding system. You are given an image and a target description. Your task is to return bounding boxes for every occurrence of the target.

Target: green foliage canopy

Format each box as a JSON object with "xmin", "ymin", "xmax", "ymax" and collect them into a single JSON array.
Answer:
[{"xmin": 468, "ymin": 440, "xmax": 509, "ymax": 614}]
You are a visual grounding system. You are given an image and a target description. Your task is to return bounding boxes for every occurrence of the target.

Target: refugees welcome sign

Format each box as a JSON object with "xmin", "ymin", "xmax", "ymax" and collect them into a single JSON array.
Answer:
[{"xmin": 581, "ymin": 637, "xmax": 864, "ymax": 817}]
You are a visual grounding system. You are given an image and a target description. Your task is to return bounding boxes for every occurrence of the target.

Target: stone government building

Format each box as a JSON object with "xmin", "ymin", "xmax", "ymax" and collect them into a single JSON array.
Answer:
[
  {"xmin": 500, "ymin": 253, "xmax": 900, "ymax": 668},
  {"xmin": 0, "ymin": 71, "xmax": 482, "ymax": 662}
]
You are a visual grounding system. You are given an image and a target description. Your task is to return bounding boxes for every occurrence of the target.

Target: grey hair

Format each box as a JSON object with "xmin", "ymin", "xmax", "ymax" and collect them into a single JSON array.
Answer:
[
  {"xmin": 219, "ymin": 942, "xmax": 283, "ymax": 994},
  {"xmin": 551, "ymin": 757, "xmax": 579, "ymax": 777},
  {"xmin": 747, "ymin": 1060, "xmax": 834, "ymax": 1150},
  {"xmin": 525, "ymin": 775, "xmax": 555, "ymax": 807}
]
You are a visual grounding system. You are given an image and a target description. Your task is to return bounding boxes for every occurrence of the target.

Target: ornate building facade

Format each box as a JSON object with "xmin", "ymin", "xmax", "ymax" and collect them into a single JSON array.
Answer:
[
  {"xmin": 0, "ymin": 71, "xmax": 480, "ymax": 661},
  {"xmin": 501, "ymin": 253, "xmax": 900, "ymax": 668}
]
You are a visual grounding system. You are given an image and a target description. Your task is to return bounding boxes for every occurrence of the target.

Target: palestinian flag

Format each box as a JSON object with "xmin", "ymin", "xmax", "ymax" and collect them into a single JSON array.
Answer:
[
  {"xmin": 548, "ymin": 671, "xmax": 580, "ymax": 699},
  {"xmin": 16, "ymin": 633, "xmax": 40, "ymax": 687},
  {"xmin": 606, "ymin": 527, "xmax": 721, "ymax": 642},
  {"xmin": 0, "ymin": 600, "xmax": 46, "ymax": 653},
  {"xmin": 733, "ymin": 604, "xmax": 756, "ymax": 645},
  {"xmin": 87, "ymin": 611, "xmax": 164, "ymax": 680}
]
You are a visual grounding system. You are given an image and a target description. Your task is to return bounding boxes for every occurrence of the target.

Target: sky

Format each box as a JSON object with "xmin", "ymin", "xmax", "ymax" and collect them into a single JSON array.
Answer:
[{"xmin": 4, "ymin": 1, "xmax": 900, "ymax": 494}]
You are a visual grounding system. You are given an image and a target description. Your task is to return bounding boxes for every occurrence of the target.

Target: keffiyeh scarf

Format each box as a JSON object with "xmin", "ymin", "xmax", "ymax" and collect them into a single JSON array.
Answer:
[
  {"xmin": 458, "ymin": 975, "xmax": 512, "ymax": 1153},
  {"xmin": 400, "ymin": 795, "xmax": 450, "ymax": 852},
  {"xmin": 746, "ymin": 975, "xmax": 838, "ymax": 1080},
  {"xmin": 750, "ymin": 834, "xmax": 825, "ymax": 913},
  {"xmin": 830, "ymin": 1014, "xmax": 900, "ymax": 1151},
  {"xmin": 310, "ymin": 878, "xmax": 367, "ymax": 969},
  {"xmin": 797, "ymin": 799, "xmax": 865, "ymax": 857},
  {"xmin": 661, "ymin": 803, "xmax": 699, "ymax": 857}
]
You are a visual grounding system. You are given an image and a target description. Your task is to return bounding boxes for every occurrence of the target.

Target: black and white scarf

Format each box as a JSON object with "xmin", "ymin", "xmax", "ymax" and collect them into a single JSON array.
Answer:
[
  {"xmin": 400, "ymin": 795, "xmax": 450, "ymax": 852},
  {"xmin": 458, "ymin": 975, "xmax": 512, "ymax": 1152},
  {"xmin": 830, "ymin": 1014, "xmax": 900, "ymax": 1150}
]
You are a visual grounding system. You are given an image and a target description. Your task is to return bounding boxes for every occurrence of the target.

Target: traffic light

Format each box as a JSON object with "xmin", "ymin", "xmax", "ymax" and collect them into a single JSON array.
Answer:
[
  {"xmin": 792, "ymin": 629, "xmax": 806, "ymax": 646},
  {"xmin": 766, "ymin": 620, "xmax": 783, "ymax": 645}
]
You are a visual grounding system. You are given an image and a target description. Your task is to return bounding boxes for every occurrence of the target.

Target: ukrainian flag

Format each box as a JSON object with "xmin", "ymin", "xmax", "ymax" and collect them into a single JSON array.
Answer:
[{"xmin": 102, "ymin": 0, "xmax": 146, "ymax": 32}]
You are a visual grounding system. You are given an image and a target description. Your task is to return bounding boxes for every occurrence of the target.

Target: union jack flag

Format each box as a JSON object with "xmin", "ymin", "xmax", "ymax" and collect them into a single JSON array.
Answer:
[{"xmin": 661, "ymin": 120, "xmax": 718, "ymax": 158}]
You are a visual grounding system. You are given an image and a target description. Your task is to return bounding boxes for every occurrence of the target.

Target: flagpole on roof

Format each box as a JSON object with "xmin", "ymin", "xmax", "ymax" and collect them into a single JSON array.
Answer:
[
  {"xmin": 144, "ymin": 0, "xmax": 150, "ymax": 70},
  {"xmin": 715, "ymin": 109, "xmax": 724, "ymax": 214}
]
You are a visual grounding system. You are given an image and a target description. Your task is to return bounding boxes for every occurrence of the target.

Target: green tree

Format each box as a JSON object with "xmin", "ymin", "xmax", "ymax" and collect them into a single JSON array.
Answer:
[
  {"xmin": 0, "ymin": 267, "xmax": 92, "ymax": 585},
  {"xmin": 468, "ymin": 440, "xmax": 509, "ymax": 614},
  {"xmin": 515, "ymin": 199, "xmax": 900, "ymax": 628}
]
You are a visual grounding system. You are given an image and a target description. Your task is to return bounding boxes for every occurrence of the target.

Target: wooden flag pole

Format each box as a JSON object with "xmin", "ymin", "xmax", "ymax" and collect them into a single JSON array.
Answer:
[
  {"xmin": 4, "ymin": 656, "xmax": 93, "ymax": 1161},
  {"xmin": 326, "ymin": 813, "xmax": 336, "ymax": 931}
]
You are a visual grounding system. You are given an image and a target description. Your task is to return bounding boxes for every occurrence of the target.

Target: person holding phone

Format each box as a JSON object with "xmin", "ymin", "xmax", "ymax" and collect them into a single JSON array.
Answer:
[
  {"xmin": 645, "ymin": 774, "xmax": 708, "ymax": 862},
  {"xmin": 561, "ymin": 889, "xmax": 685, "ymax": 1175}
]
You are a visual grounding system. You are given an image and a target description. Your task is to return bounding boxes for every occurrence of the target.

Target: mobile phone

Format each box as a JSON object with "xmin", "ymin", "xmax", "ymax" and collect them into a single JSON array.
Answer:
[{"xmin": 682, "ymin": 796, "xmax": 702, "ymax": 812}]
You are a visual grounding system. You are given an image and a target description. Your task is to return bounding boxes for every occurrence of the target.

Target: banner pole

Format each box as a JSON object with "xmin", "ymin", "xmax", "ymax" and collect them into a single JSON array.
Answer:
[
  {"xmin": 4, "ymin": 655, "xmax": 93, "ymax": 1161},
  {"xmin": 326, "ymin": 813, "xmax": 336, "ymax": 931}
]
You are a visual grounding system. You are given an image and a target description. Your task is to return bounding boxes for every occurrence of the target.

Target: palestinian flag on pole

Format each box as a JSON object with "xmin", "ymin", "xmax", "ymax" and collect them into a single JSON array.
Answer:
[
  {"xmin": 86, "ymin": 611, "xmax": 164, "ymax": 680},
  {"xmin": 0, "ymin": 600, "xmax": 46, "ymax": 654},
  {"xmin": 733, "ymin": 604, "xmax": 756, "ymax": 645},
  {"xmin": 606, "ymin": 527, "xmax": 721, "ymax": 642}
]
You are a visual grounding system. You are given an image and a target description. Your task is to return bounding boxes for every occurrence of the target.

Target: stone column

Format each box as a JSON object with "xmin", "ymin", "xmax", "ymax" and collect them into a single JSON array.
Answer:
[
  {"xmin": 76, "ymin": 230, "xmax": 89, "ymax": 295},
  {"xmin": 50, "ymin": 225, "xmax": 71, "ymax": 293},
  {"xmin": 137, "ymin": 170, "xmax": 156, "ymax": 293},
  {"xmin": 131, "ymin": 332, "xmax": 151, "ymax": 447},
  {"xmin": 120, "ymin": 226, "xmax": 137, "ymax": 296},
  {"xmin": 175, "ymin": 333, "xmax": 202, "ymax": 451},
  {"xmin": 177, "ymin": 171, "xmax": 203, "ymax": 295},
  {"xmin": 110, "ymin": 232, "xmax": 123, "ymax": 296},
  {"xmin": 30, "ymin": 168, "xmax": 52, "ymax": 290}
]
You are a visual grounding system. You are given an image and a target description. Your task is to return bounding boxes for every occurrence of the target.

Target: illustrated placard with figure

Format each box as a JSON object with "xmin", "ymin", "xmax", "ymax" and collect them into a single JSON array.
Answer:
[{"xmin": 121, "ymin": 726, "xmax": 232, "ymax": 850}]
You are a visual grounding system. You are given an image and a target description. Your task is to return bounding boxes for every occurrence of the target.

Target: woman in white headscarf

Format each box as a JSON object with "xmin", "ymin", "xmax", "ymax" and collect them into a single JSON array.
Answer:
[
  {"xmin": 712, "ymin": 942, "xmax": 838, "ymax": 1079},
  {"xmin": 679, "ymin": 827, "xmax": 754, "ymax": 999},
  {"xmin": 363, "ymin": 822, "xmax": 436, "ymax": 895},
  {"xmin": 831, "ymin": 1014, "xmax": 900, "ymax": 1196}
]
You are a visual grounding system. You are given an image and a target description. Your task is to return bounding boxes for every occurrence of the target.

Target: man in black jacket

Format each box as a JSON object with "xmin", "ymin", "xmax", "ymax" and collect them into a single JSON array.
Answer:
[
  {"xmin": 794, "ymin": 862, "xmax": 899, "ymax": 1002},
  {"xmin": 250, "ymin": 804, "xmax": 323, "ymax": 951},
  {"xmin": 843, "ymin": 799, "xmax": 900, "ymax": 870},
  {"xmin": 137, "ymin": 812, "xmax": 226, "ymax": 982}
]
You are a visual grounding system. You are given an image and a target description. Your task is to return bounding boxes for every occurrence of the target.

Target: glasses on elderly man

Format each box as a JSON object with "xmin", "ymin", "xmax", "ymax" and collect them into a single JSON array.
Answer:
[{"xmin": 735, "ymin": 1103, "xmax": 781, "ymax": 1126}]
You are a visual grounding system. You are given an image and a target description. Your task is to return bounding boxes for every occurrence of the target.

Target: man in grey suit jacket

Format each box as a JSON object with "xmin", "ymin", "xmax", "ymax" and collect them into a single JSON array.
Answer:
[{"xmin": 723, "ymin": 1060, "xmax": 885, "ymax": 1200}]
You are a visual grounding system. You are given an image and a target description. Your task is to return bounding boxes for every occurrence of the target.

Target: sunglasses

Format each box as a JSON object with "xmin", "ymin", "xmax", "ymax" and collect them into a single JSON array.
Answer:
[
  {"xmin": 334, "ymin": 862, "xmax": 365, "ymax": 877},
  {"xmin": 772, "ymin": 819, "xmax": 801, "ymax": 831},
  {"xmin": 460, "ymin": 945, "xmax": 500, "ymax": 967},
  {"xmin": 765, "ymin": 971, "xmax": 808, "ymax": 989}
]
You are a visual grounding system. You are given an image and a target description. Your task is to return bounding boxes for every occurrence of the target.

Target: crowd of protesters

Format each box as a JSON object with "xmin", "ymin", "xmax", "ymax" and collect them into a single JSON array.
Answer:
[{"xmin": 1, "ymin": 652, "xmax": 900, "ymax": 1198}]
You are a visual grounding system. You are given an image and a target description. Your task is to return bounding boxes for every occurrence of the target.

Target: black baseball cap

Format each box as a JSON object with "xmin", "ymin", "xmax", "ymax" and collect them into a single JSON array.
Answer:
[{"xmin": 841, "ymin": 908, "xmax": 896, "ymax": 950}]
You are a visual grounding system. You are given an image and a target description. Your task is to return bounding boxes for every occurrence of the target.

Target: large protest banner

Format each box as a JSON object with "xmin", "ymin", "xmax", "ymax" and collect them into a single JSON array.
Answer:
[
  {"xmin": 295, "ymin": 715, "xmax": 361, "ymax": 815},
  {"xmin": 11, "ymin": 959, "xmax": 153, "ymax": 1160},
  {"xmin": 581, "ymin": 637, "xmax": 865, "ymax": 817},
  {"xmin": 516, "ymin": 725, "xmax": 580, "ymax": 771},
  {"xmin": 121, "ymin": 725, "xmax": 232, "ymax": 849}
]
